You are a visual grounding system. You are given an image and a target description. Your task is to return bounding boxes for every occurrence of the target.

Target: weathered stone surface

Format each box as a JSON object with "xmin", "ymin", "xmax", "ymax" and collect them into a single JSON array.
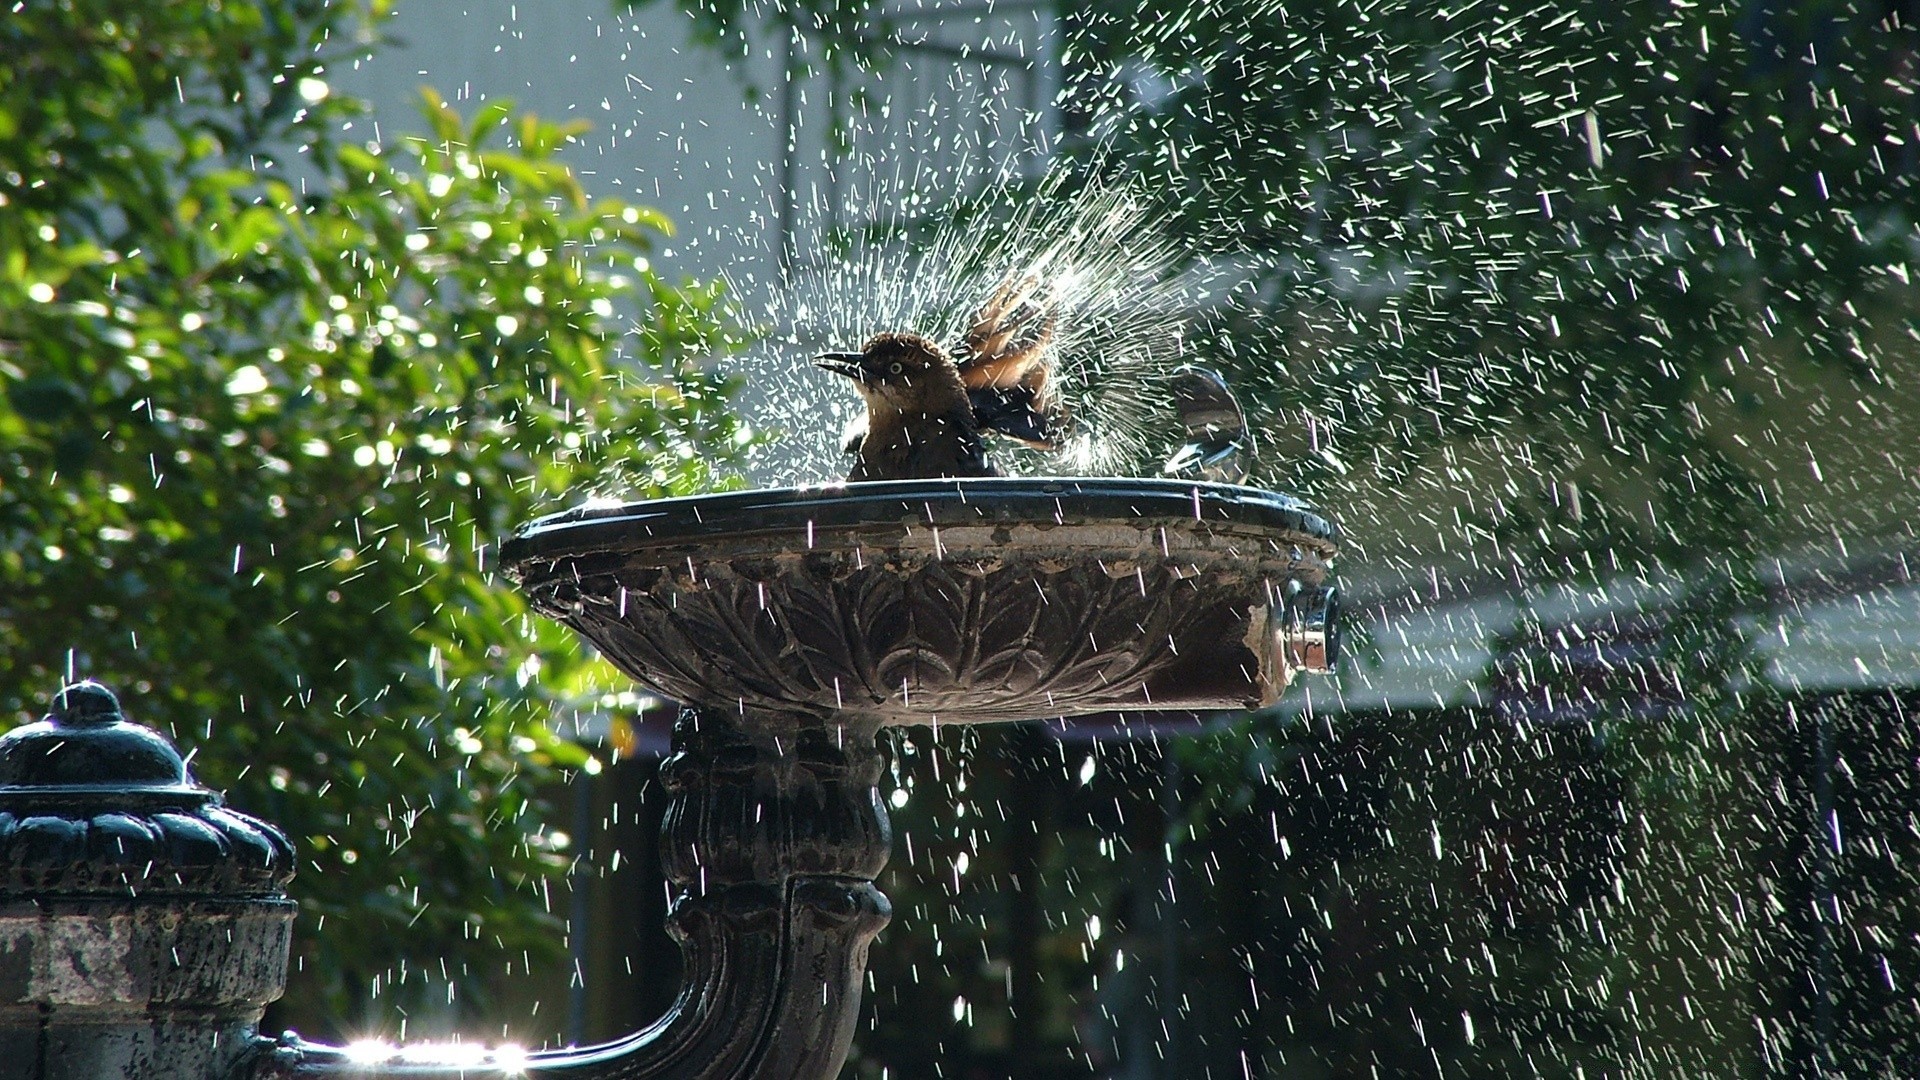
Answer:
[
  {"xmin": 0, "ymin": 683, "xmax": 297, "ymax": 1080},
  {"xmin": 504, "ymin": 479, "xmax": 1339, "ymax": 723},
  {"xmin": 0, "ymin": 899, "xmax": 294, "ymax": 1079},
  {"xmin": 0, "ymin": 899, "xmax": 294, "ymax": 1011}
]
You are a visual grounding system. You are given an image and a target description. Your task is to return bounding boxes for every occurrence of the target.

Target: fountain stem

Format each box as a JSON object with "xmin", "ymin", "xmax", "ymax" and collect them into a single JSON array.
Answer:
[
  {"xmin": 651, "ymin": 706, "xmax": 893, "ymax": 1076},
  {"xmin": 261, "ymin": 705, "xmax": 891, "ymax": 1079}
]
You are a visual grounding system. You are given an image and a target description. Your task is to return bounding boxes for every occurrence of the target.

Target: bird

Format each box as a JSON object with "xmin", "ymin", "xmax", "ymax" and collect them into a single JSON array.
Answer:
[
  {"xmin": 815, "ymin": 276, "xmax": 1066, "ymax": 482},
  {"xmin": 813, "ymin": 331, "xmax": 996, "ymax": 481},
  {"xmin": 1160, "ymin": 364, "xmax": 1253, "ymax": 484}
]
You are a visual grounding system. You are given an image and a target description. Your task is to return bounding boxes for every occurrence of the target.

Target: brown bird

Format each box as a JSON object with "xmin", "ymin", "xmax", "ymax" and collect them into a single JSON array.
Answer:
[
  {"xmin": 814, "ymin": 332, "xmax": 995, "ymax": 481},
  {"xmin": 815, "ymin": 277, "xmax": 1064, "ymax": 482}
]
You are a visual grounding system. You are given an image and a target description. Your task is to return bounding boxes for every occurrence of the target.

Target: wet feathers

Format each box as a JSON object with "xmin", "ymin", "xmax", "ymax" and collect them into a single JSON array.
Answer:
[{"xmin": 817, "ymin": 277, "xmax": 1064, "ymax": 482}]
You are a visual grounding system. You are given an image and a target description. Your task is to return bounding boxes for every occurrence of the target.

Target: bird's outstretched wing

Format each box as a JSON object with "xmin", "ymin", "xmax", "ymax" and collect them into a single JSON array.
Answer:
[
  {"xmin": 968, "ymin": 384, "xmax": 1059, "ymax": 447},
  {"xmin": 955, "ymin": 276, "xmax": 1063, "ymax": 449}
]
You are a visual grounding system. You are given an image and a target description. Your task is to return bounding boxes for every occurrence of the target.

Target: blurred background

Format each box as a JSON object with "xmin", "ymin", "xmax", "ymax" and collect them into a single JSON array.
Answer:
[{"xmin": 5, "ymin": 0, "xmax": 1919, "ymax": 1075}]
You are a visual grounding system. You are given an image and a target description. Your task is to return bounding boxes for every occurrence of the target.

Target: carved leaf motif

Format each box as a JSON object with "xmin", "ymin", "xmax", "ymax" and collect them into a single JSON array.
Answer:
[{"xmin": 518, "ymin": 534, "xmax": 1329, "ymax": 724}]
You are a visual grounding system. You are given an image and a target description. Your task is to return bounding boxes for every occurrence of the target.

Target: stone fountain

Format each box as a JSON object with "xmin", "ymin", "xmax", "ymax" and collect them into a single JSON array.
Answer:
[{"xmin": 2, "ymin": 477, "xmax": 1335, "ymax": 1080}]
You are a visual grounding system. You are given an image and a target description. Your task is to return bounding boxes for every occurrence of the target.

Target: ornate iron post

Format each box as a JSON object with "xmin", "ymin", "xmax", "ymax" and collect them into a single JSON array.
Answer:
[{"xmin": 0, "ymin": 681, "xmax": 297, "ymax": 1080}]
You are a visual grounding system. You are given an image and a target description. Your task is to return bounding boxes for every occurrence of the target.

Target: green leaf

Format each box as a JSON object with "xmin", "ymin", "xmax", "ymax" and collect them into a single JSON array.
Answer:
[{"xmin": 7, "ymin": 377, "xmax": 85, "ymax": 421}]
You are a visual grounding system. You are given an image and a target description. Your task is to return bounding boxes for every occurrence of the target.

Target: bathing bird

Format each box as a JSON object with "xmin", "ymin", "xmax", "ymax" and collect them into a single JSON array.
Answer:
[
  {"xmin": 813, "ymin": 331, "xmax": 997, "ymax": 481},
  {"xmin": 1160, "ymin": 364, "xmax": 1253, "ymax": 484},
  {"xmin": 815, "ymin": 276, "xmax": 1065, "ymax": 482}
]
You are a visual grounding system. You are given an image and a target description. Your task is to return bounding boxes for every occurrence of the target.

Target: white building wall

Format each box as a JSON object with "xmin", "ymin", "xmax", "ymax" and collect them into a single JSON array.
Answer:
[
  {"xmin": 335, "ymin": 1, "xmax": 1058, "ymax": 304},
  {"xmin": 334, "ymin": 0, "xmax": 784, "ymax": 291}
]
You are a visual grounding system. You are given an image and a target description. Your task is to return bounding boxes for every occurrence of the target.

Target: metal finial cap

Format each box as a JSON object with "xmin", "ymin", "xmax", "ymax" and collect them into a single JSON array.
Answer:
[
  {"xmin": 49, "ymin": 679, "xmax": 124, "ymax": 727},
  {"xmin": 0, "ymin": 680, "xmax": 189, "ymax": 790},
  {"xmin": 0, "ymin": 681, "xmax": 295, "ymax": 898}
]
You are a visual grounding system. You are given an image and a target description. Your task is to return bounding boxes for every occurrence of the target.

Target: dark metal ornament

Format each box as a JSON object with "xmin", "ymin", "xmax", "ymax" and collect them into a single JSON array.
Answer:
[{"xmin": 0, "ymin": 681, "xmax": 297, "ymax": 1080}]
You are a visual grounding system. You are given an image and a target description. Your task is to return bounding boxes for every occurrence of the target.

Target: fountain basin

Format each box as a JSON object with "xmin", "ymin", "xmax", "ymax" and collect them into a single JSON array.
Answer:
[{"xmin": 502, "ymin": 478, "xmax": 1338, "ymax": 725}]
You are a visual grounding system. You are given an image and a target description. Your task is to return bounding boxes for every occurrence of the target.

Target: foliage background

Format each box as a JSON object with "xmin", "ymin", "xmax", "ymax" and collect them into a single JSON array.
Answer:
[{"xmin": 0, "ymin": 0, "xmax": 744, "ymax": 1031}]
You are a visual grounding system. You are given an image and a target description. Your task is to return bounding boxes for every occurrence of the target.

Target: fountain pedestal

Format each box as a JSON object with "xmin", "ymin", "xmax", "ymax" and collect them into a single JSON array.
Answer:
[
  {"xmin": 489, "ymin": 479, "xmax": 1336, "ymax": 1079},
  {"xmin": 645, "ymin": 706, "xmax": 891, "ymax": 1077},
  {"xmin": 267, "ymin": 478, "xmax": 1336, "ymax": 1078}
]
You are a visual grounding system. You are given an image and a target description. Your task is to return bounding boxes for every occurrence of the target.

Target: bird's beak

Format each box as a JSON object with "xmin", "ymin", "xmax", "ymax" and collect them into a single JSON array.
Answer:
[{"xmin": 813, "ymin": 352, "xmax": 866, "ymax": 380}]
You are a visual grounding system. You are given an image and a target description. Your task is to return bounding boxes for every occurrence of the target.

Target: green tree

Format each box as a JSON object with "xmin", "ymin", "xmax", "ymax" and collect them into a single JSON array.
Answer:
[{"xmin": 0, "ymin": 0, "xmax": 745, "ymax": 1031}]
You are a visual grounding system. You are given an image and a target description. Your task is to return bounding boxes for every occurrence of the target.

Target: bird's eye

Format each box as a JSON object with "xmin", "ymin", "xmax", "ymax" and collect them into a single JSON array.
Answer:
[{"xmin": 888, "ymin": 362, "xmax": 903, "ymax": 375}]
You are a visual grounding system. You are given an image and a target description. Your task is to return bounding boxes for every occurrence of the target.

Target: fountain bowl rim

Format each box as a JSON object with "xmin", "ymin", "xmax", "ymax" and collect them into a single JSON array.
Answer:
[{"xmin": 500, "ymin": 477, "xmax": 1336, "ymax": 567}]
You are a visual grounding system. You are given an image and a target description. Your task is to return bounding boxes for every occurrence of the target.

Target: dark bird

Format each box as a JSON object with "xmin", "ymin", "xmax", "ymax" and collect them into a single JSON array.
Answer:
[
  {"xmin": 813, "ymin": 332, "xmax": 996, "ymax": 481},
  {"xmin": 816, "ymin": 277, "xmax": 1066, "ymax": 482},
  {"xmin": 1160, "ymin": 364, "xmax": 1253, "ymax": 484}
]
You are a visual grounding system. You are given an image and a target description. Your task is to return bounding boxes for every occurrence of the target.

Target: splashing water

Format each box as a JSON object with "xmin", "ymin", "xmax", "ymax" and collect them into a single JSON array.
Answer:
[{"xmin": 727, "ymin": 170, "xmax": 1241, "ymax": 483}]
